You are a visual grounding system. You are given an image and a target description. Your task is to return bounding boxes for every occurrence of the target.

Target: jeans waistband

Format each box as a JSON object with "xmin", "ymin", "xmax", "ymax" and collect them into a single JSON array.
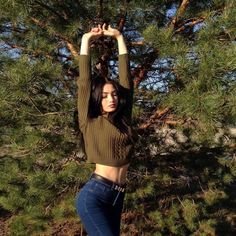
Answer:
[{"xmin": 90, "ymin": 173, "xmax": 126, "ymax": 192}]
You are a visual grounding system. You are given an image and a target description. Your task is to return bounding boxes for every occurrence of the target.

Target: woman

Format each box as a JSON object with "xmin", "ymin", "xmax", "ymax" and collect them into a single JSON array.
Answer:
[{"xmin": 75, "ymin": 24, "xmax": 134, "ymax": 236}]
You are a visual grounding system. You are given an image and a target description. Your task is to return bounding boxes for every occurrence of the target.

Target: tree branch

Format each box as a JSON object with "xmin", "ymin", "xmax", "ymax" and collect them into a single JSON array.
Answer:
[
  {"xmin": 2, "ymin": 40, "xmax": 53, "ymax": 59},
  {"xmin": 118, "ymin": 15, "xmax": 126, "ymax": 33},
  {"xmin": 132, "ymin": 51, "xmax": 158, "ymax": 88},
  {"xmin": 30, "ymin": 17, "xmax": 79, "ymax": 60},
  {"xmin": 130, "ymin": 41, "xmax": 145, "ymax": 46},
  {"xmin": 170, "ymin": 0, "xmax": 190, "ymax": 28},
  {"xmin": 34, "ymin": 0, "xmax": 67, "ymax": 22},
  {"xmin": 28, "ymin": 111, "xmax": 72, "ymax": 116},
  {"xmin": 66, "ymin": 41, "xmax": 79, "ymax": 60},
  {"xmin": 139, "ymin": 108, "xmax": 170, "ymax": 129},
  {"xmin": 175, "ymin": 17, "xmax": 206, "ymax": 34},
  {"xmin": 138, "ymin": 108, "xmax": 180, "ymax": 129}
]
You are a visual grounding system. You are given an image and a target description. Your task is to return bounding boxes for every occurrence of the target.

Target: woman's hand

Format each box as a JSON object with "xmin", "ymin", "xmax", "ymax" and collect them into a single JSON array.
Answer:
[
  {"xmin": 102, "ymin": 24, "xmax": 122, "ymax": 39},
  {"xmin": 82, "ymin": 24, "xmax": 103, "ymax": 41},
  {"xmin": 82, "ymin": 24, "xmax": 122, "ymax": 40},
  {"xmin": 80, "ymin": 24, "xmax": 126, "ymax": 55}
]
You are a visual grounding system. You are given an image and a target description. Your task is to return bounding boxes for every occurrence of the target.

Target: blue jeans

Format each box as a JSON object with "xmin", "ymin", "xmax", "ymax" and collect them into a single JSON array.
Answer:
[{"xmin": 75, "ymin": 176, "xmax": 125, "ymax": 236}]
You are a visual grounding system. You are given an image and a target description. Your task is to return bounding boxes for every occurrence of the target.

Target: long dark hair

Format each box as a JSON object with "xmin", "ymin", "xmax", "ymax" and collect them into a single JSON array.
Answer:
[{"xmin": 89, "ymin": 76, "xmax": 129, "ymax": 133}]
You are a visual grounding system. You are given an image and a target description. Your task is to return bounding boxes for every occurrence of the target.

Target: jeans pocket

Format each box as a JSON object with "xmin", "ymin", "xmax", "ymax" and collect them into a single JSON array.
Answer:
[{"xmin": 88, "ymin": 181, "xmax": 114, "ymax": 204}]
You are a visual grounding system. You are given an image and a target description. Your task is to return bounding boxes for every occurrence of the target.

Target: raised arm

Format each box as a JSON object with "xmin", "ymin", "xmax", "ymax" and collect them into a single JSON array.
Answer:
[
  {"xmin": 103, "ymin": 25, "xmax": 133, "ymax": 119},
  {"xmin": 77, "ymin": 26, "xmax": 103, "ymax": 130}
]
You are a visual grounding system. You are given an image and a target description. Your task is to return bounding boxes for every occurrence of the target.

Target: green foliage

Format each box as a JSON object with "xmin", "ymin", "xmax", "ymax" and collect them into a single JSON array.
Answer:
[
  {"xmin": 166, "ymin": 204, "xmax": 182, "ymax": 234},
  {"xmin": 51, "ymin": 193, "xmax": 76, "ymax": 219},
  {"xmin": 125, "ymin": 148, "xmax": 236, "ymax": 235},
  {"xmin": 125, "ymin": 181, "xmax": 155, "ymax": 210},
  {"xmin": 196, "ymin": 219, "xmax": 217, "ymax": 236},
  {"xmin": 182, "ymin": 199, "xmax": 199, "ymax": 231},
  {"xmin": 8, "ymin": 214, "xmax": 47, "ymax": 236},
  {"xmin": 222, "ymin": 173, "xmax": 234, "ymax": 184},
  {"xmin": 203, "ymin": 188, "xmax": 227, "ymax": 206},
  {"xmin": 148, "ymin": 210, "xmax": 165, "ymax": 230},
  {"xmin": 142, "ymin": 0, "xmax": 236, "ymax": 145},
  {"xmin": 0, "ymin": 0, "xmax": 236, "ymax": 235},
  {"xmin": 143, "ymin": 25, "xmax": 189, "ymax": 58}
]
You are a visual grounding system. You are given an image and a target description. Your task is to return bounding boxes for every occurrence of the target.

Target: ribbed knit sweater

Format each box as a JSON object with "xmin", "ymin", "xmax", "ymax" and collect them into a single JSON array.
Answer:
[{"xmin": 77, "ymin": 54, "xmax": 134, "ymax": 167}]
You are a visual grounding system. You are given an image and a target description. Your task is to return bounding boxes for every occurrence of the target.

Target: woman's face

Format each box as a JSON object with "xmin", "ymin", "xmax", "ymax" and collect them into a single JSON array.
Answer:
[{"xmin": 101, "ymin": 83, "xmax": 118, "ymax": 113}]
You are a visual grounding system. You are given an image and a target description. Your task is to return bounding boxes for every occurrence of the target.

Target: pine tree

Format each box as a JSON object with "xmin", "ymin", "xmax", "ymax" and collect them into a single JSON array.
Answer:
[
  {"xmin": 0, "ymin": 0, "xmax": 235, "ymax": 235},
  {"xmin": 141, "ymin": 0, "xmax": 236, "ymax": 144}
]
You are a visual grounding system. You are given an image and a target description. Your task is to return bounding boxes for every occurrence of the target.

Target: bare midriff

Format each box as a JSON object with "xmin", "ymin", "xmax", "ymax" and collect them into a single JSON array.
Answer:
[{"xmin": 94, "ymin": 163, "xmax": 129, "ymax": 185}]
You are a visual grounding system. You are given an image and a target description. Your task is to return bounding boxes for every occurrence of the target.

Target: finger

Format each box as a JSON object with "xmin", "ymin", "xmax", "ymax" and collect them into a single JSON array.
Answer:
[
  {"xmin": 91, "ymin": 28, "xmax": 98, "ymax": 32},
  {"xmin": 97, "ymin": 24, "xmax": 101, "ymax": 33},
  {"xmin": 102, "ymin": 23, "xmax": 106, "ymax": 31}
]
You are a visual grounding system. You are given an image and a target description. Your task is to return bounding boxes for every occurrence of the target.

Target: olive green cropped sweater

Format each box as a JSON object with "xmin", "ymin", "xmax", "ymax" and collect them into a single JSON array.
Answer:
[{"xmin": 77, "ymin": 54, "xmax": 134, "ymax": 167}]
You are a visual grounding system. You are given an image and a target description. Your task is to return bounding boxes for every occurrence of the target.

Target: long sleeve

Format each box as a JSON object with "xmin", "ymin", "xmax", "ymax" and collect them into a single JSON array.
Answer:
[
  {"xmin": 77, "ymin": 55, "xmax": 91, "ymax": 130},
  {"xmin": 119, "ymin": 54, "xmax": 133, "ymax": 120}
]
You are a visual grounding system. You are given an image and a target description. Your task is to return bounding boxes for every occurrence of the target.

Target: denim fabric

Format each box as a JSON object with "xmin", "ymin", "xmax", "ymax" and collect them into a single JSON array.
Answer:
[{"xmin": 75, "ymin": 177, "xmax": 125, "ymax": 236}]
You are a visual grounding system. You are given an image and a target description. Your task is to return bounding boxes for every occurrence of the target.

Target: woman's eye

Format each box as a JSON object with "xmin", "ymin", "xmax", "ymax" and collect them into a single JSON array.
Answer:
[{"xmin": 102, "ymin": 92, "xmax": 117, "ymax": 99}]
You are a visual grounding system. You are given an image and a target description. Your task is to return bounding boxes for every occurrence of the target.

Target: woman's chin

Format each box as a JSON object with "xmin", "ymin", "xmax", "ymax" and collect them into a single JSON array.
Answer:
[{"xmin": 105, "ymin": 108, "xmax": 117, "ymax": 113}]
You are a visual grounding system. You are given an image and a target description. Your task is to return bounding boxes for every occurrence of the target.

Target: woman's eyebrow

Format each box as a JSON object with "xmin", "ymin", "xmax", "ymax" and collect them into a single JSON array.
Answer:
[{"xmin": 102, "ymin": 90, "xmax": 117, "ymax": 94}]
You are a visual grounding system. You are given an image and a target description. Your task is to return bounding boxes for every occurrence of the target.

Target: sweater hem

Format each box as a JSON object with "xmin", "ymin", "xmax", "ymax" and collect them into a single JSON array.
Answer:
[{"xmin": 86, "ymin": 158, "xmax": 131, "ymax": 167}]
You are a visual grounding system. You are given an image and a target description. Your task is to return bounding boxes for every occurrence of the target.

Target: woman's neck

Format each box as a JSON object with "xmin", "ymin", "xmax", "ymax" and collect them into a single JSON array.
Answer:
[{"xmin": 102, "ymin": 112, "xmax": 109, "ymax": 117}]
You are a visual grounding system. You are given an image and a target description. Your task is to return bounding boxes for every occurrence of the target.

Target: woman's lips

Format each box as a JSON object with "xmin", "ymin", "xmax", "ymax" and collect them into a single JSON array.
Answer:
[{"xmin": 108, "ymin": 104, "xmax": 116, "ymax": 108}]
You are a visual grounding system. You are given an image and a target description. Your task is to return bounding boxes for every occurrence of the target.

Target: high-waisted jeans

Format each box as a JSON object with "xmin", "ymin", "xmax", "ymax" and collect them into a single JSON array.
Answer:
[{"xmin": 75, "ymin": 175, "xmax": 125, "ymax": 236}]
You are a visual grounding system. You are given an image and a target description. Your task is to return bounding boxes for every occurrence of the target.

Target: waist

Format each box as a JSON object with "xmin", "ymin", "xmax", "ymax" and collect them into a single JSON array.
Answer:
[
  {"xmin": 95, "ymin": 163, "xmax": 129, "ymax": 184},
  {"xmin": 90, "ymin": 173, "xmax": 126, "ymax": 192}
]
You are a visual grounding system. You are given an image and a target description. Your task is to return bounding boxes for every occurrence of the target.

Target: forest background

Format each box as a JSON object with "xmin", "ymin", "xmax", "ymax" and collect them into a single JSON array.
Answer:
[{"xmin": 0, "ymin": 0, "xmax": 235, "ymax": 235}]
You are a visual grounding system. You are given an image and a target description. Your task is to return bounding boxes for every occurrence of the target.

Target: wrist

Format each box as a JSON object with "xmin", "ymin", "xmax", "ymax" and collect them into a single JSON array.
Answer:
[
  {"xmin": 115, "ymin": 34, "xmax": 123, "ymax": 40},
  {"xmin": 82, "ymin": 34, "xmax": 92, "ymax": 42}
]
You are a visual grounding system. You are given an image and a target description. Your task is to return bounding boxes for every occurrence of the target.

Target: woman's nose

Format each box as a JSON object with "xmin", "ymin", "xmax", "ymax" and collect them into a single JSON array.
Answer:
[{"xmin": 108, "ymin": 94, "xmax": 114, "ymax": 102}]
